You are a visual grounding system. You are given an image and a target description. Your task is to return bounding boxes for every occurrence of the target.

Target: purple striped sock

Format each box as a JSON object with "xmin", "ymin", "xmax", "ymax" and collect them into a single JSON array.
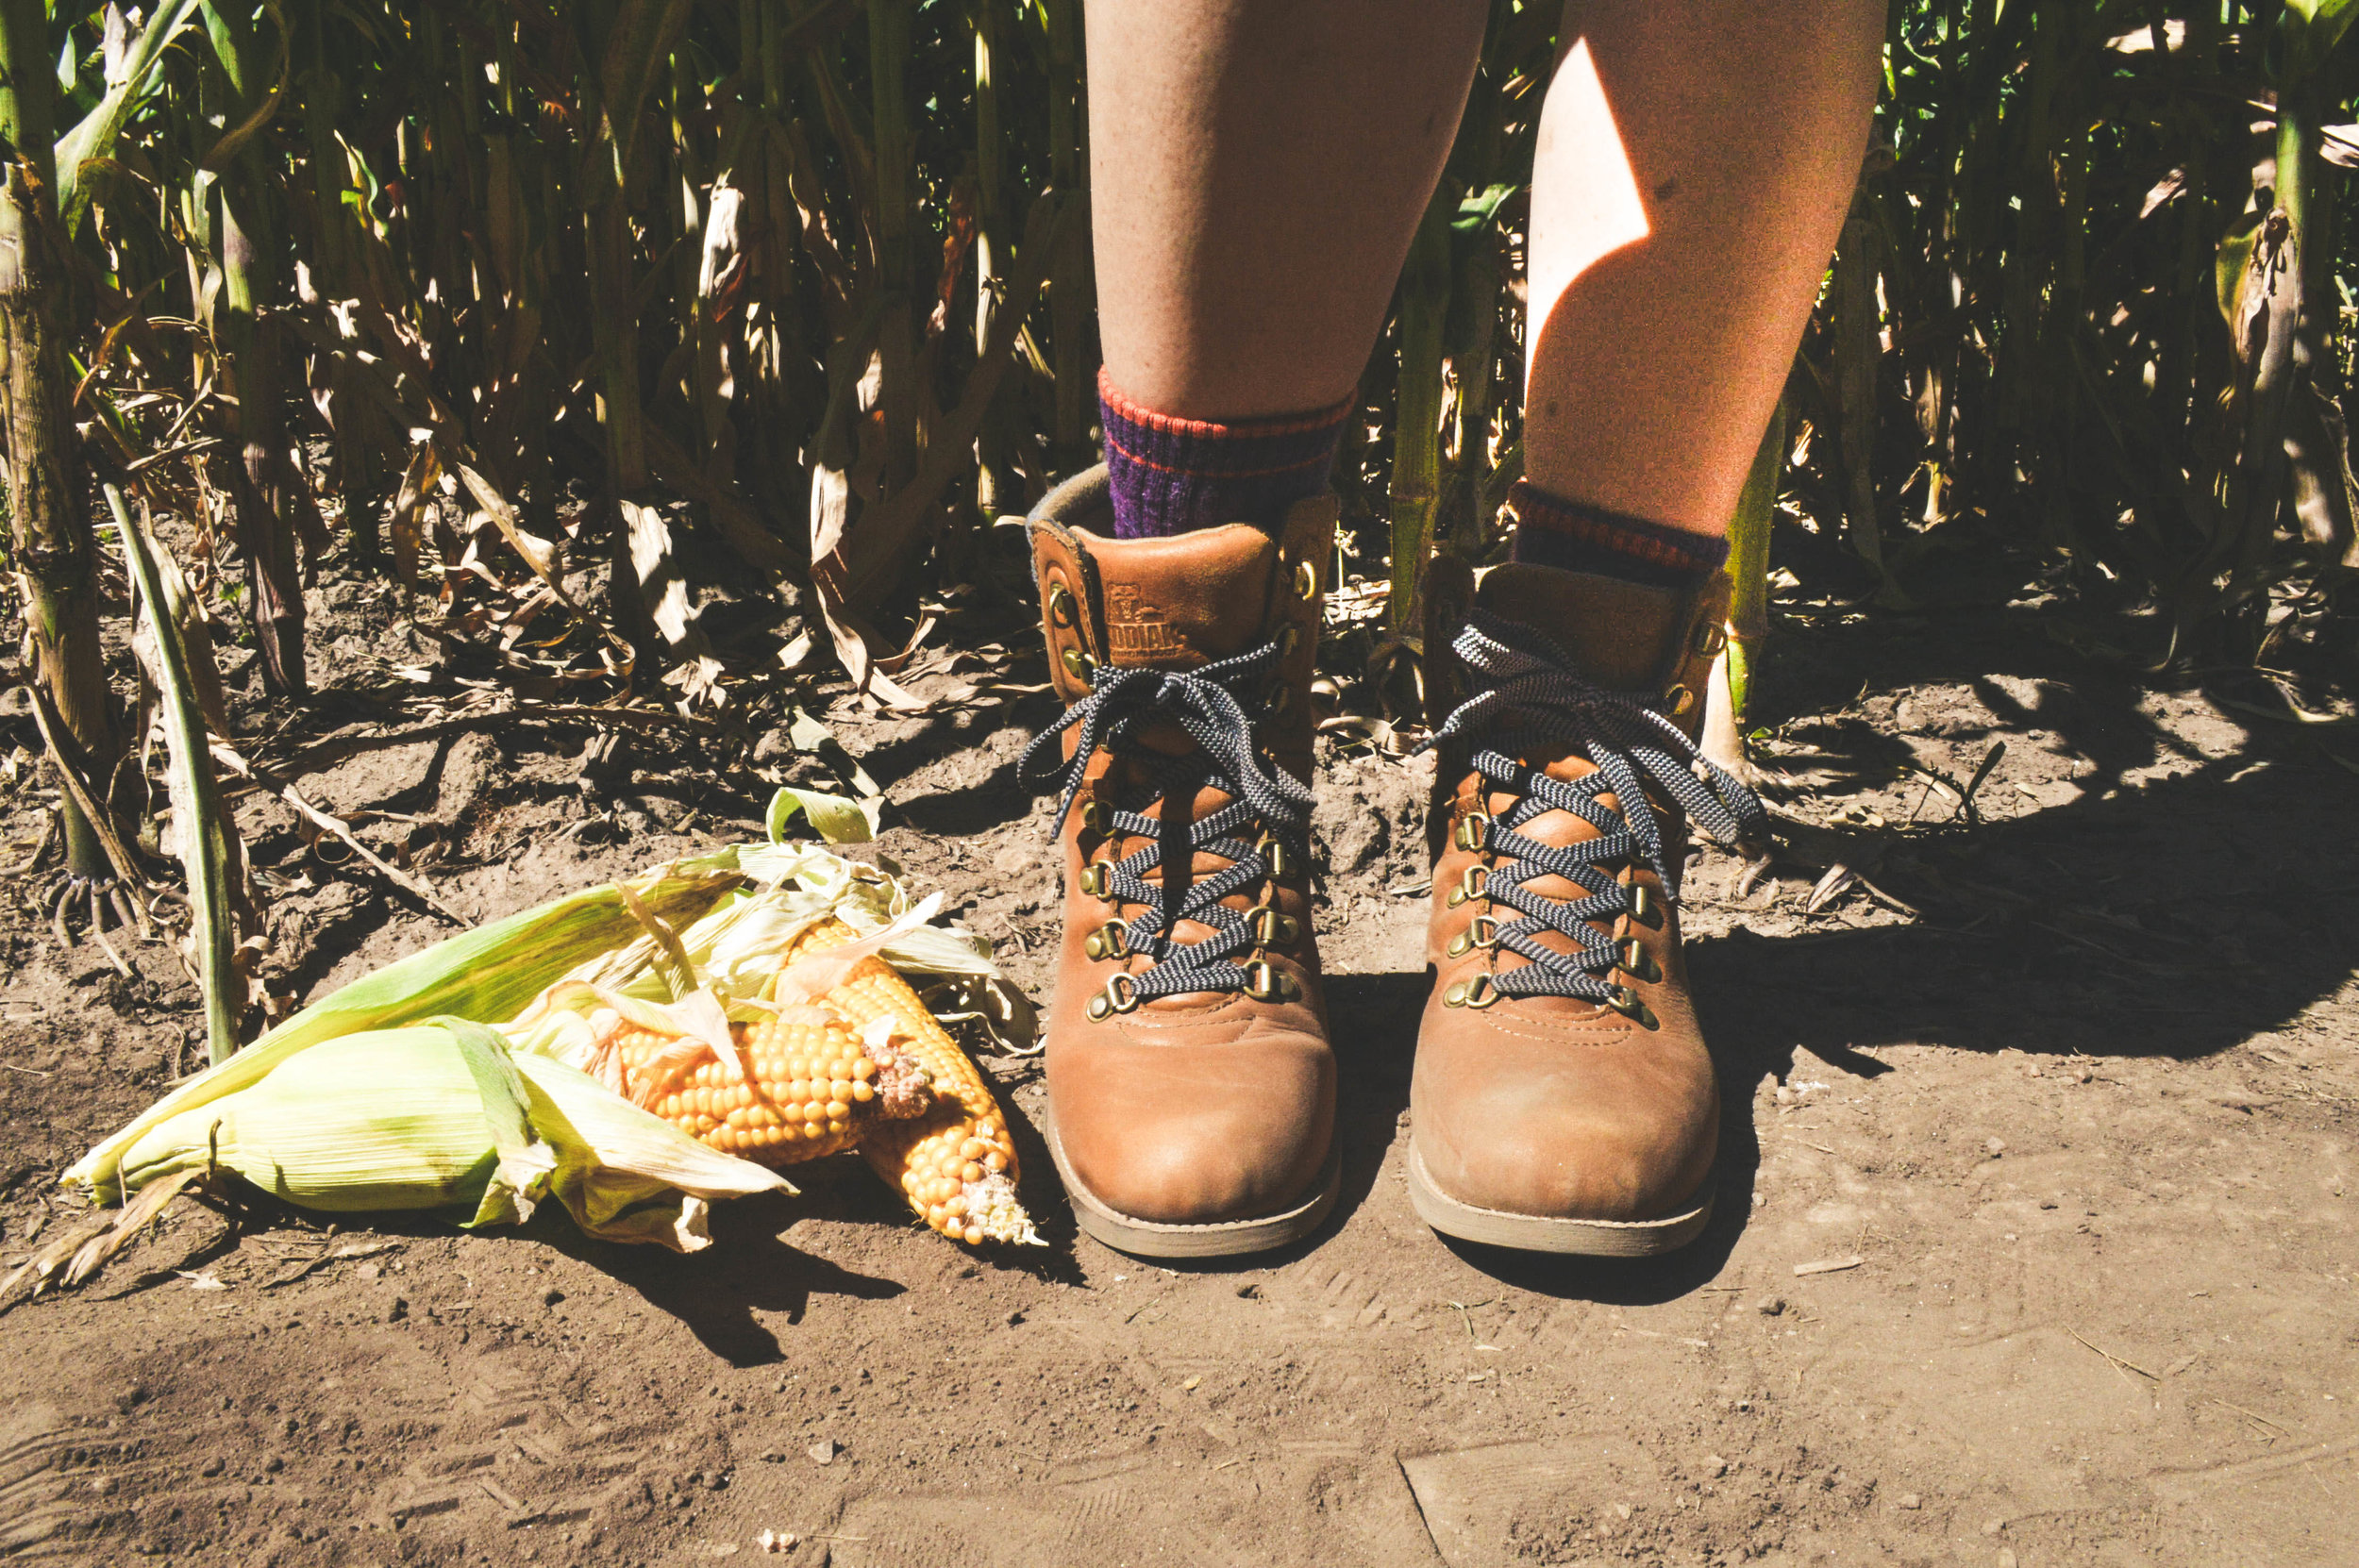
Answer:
[
  {"xmin": 1509, "ymin": 481, "xmax": 1730, "ymax": 590},
  {"xmin": 1099, "ymin": 368, "xmax": 1349, "ymax": 539}
]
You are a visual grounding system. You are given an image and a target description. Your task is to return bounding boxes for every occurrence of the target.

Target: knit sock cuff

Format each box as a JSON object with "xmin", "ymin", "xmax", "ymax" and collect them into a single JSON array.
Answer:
[
  {"xmin": 1508, "ymin": 481, "xmax": 1730, "ymax": 589},
  {"xmin": 1100, "ymin": 368, "xmax": 1350, "ymax": 539}
]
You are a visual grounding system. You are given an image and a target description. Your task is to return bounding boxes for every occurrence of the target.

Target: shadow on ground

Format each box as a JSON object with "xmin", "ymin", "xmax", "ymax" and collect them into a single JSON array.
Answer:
[{"xmin": 1322, "ymin": 720, "xmax": 2357, "ymax": 1300}]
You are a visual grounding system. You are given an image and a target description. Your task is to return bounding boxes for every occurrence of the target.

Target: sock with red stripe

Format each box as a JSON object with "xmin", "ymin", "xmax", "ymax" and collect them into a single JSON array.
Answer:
[
  {"xmin": 1508, "ymin": 480, "xmax": 1729, "ymax": 590},
  {"xmin": 1099, "ymin": 368, "xmax": 1349, "ymax": 539}
]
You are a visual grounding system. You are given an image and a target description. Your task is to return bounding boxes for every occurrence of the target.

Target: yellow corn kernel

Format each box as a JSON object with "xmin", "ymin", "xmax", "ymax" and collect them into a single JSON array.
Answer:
[
  {"xmin": 608, "ymin": 1013, "xmax": 929, "ymax": 1168},
  {"xmin": 784, "ymin": 919, "xmax": 1040, "ymax": 1246}
]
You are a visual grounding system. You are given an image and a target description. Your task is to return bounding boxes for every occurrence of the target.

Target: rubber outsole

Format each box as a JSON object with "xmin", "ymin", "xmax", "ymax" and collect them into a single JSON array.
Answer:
[
  {"xmin": 1406, "ymin": 1143, "xmax": 1712, "ymax": 1258},
  {"xmin": 1046, "ymin": 1113, "xmax": 1342, "ymax": 1259}
]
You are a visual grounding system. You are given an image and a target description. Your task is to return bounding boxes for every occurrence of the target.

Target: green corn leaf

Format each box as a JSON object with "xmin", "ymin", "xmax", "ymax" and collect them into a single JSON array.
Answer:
[{"xmin": 766, "ymin": 784, "xmax": 882, "ymax": 845}]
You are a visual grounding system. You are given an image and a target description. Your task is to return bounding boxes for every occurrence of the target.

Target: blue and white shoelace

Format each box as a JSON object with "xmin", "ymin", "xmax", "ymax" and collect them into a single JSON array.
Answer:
[
  {"xmin": 1021, "ymin": 636, "xmax": 1310, "ymax": 1001},
  {"xmin": 1423, "ymin": 610, "xmax": 1766, "ymax": 1003}
]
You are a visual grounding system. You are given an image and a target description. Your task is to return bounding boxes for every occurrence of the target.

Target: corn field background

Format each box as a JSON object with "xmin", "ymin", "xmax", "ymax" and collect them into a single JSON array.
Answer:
[{"xmin": 0, "ymin": 0, "xmax": 2354, "ymax": 1026}]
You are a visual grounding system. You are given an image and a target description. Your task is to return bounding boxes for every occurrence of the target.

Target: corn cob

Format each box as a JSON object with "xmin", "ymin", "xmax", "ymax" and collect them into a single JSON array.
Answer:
[
  {"xmin": 786, "ymin": 919, "xmax": 1039, "ymax": 1245},
  {"xmin": 608, "ymin": 1013, "xmax": 931, "ymax": 1168}
]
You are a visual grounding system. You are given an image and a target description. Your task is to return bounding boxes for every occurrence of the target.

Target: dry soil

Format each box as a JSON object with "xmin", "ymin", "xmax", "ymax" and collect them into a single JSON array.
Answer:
[{"xmin": 2, "ymin": 592, "xmax": 2354, "ymax": 1568}]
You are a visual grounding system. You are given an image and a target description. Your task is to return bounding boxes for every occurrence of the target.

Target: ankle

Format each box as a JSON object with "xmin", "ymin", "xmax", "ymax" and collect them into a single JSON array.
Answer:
[
  {"xmin": 1507, "ymin": 481, "xmax": 1729, "ymax": 591},
  {"xmin": 1099, "ymin": 369, "xmax": 1348, "ymax": 540}
]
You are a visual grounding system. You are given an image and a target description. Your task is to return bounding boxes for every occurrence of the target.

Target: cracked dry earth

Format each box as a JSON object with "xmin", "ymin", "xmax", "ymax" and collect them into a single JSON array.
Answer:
[{"xmin": 1, "ymin": 608, "xmax": 2355, "ymax": 1568}]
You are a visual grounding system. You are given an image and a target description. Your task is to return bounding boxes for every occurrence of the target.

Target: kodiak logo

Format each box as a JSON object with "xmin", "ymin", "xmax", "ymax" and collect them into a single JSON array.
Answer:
[{"xmin": 1105, "ymin": 586, "xmax": 1186, "ymax": 656}]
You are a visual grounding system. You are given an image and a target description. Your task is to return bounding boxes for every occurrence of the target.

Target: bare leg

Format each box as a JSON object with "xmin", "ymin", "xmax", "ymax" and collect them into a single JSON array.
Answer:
[
  {"xmin": 1524, "ymin": 0, "xmax": 1884, "ymax": 536},
  {"xmin": 1086, "ymin": 0, "xmax": 1488, "ymax": 420}
]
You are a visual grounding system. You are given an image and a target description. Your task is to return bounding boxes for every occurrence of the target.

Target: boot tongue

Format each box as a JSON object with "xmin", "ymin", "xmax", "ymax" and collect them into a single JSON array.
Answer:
[
  {"xmin": 1076, "ymin": 525, "xmax": 1278, "ymax": 671},
  {"xmin": 1475, "ymin": 563, "xmax": 1688, "ymax": 692}
]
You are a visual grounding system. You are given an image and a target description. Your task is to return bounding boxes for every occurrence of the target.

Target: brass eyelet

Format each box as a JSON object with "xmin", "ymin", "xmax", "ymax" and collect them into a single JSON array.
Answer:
[
  {"xmin": 1046, "ymin": 582, "xmax": 1078, "ymax": 627},
  {"xmin": 1086, "ymin": 972, "xmax": 1140, "ymax": 1022},
  {"xmin": 1259, "ymin": 835, "xmax": 1294, "ymax": 879},
  {"xmin": 1665, "ymin": 683, "xmax": 1696, "ymax": 717},
  {"xmin": 1691, "ymin": 619, "xmax": 1729, "ymax": 657},
  {"xmin": 1080, "ymin": 799, "xmax": 1113, "ymax": 834},
  {"xmin": 1446, "ymin": 915, "xmax": 1498, "ymax": 960},
  {"xmin": 1248, "ymin": 904, "xmax": 1299, "ymax": 946},
  {"xmin": 1443, "ymin": 980, "xmax": 1467, "ymax": 1008},
  {"xmin": 1605, "ymin": 984, "xmax": 1659, "ymax": 1029},
  {"xmin": 1062, "ymin": 646, "xmax": 1098, "ymax": 683},
  {"xmin": 1452, "ymin": 811, "xmax": 1491, "ymax": 853},
  {"xmin": 1447, "ymin": 863, "xmax": 1487, "ymax": 909},
  {"xmin": 1277, "ymin": 625, "xmax": 1301, "ymax": 659},
  {"xmin": 1078, "ymin": 861, "xmax": 1111, "ymax": 898},
  {"xmin": 1618, "ymin": 937, "xmax": 1661, "ymax": 984},
  {"xmin": 1461, "ymin": 973, "xmax": 1500, "ymax": 1009},
  {"xmin": 1084, "ymin": 920, "xmax": 1129, "ymax": 960},
  {"xmin": 1293, "ymin": 560, "xmax": 1318, "ymax": 601},
  {"xmin": 1628, "ymin": 881, "xmax": 1662, "ymax": 928},
  {"xmin": 1245, "ymin": 960, "xmax": 1300, "ymax": 1003}
]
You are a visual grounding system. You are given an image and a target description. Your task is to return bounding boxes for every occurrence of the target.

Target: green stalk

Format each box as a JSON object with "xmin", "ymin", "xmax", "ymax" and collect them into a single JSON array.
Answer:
[
  {"xmin": 1388, "ymin": 183, "xmax": 1452, "ymax": 637},
  {"xmin": 1042, "ymin": 0, "xmax": 1093, "ymax": 467},
  {"xmin": 1723, "ymin": 400, "xmax": 1786, "ymax": 728},
  {"xmin": 0, "ymin": 0, "xmax": 120, "ymax": 882},
  {"xmin": 110, "ymin": 486, "xmax": 240, "ymax": 1064},
  {"xmin": 869, "ymin": 0, "xmax": 918, "ymax": 491}
]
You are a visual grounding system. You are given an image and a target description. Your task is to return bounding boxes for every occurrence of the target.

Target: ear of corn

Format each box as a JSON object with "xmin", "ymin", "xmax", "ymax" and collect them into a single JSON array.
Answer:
[
  {"xmin": 71, "ymin": 834, "xmax": 1029, "ymax": 1251},
  {"xmin": 784, "ymin": 920, "xmax": 1039, "ymax": 1248},
  {"xmin": 100, "ymin": 1024, "xmax": 789, "ymax": 1253}
]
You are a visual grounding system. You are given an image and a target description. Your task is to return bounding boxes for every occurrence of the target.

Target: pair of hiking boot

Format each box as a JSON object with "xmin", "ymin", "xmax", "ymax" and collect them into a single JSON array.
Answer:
[{"xmin": 1018, "ymin": 470, "xmax": 1765, "ymax": 1259}]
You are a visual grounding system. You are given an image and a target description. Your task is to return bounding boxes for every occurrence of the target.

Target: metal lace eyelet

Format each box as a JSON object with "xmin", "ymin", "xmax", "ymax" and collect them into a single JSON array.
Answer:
[
  {"xmin": 1293, "ymin": 560, "xmax": 1318, "ymax": 601},
  {"xmin": 1080, "ymin": 799, "xmax": 1113, "ymax": 834},
  {"xmin": 1259, "ymin": 835, "xmax": 1294, "ymax": 879},
  {"xmin": 1084, "ymin": 920, "xmax": 1129, "ymax": 960},
  {"xmin": 1277, "ymin": 625, "xmax": 1301, "ymax": 659},
  {"xmin": 1665, "ymin": 683, "xmax": 1697, "ymax": 717},
  {"xmin": 1248, "ymin": 904, "xmax": 1299, "ymax": 946},
  {"xmin": 1618, "ymin": 937, "xmax": 1662, "ymax": 984},
  {"xmin": 1691, "ymin": 619, "xmax": 1728, "ymax": 657},
  {"xmin": 1245, "ymin": 960, "xmax": 1301, "ymax": 1003},
  {"xmin": 1452, "ymin": 811, "xmax": 1491, "ymax": 853},
  {"xmin": 1078, "ymin": 861, "xmax": 1111, "ymax": 898},
  {"xmin": 1628, "ymin": 881, "xmax": 1662, "ymax": 928},
  {"xmin": 1605, "ymin": 984, "xmax": 1659, "ymax": 1030},
  {"xmin": 1086, "ymin": 972, "xmax": 1140, "ymax": 1022},
  {"xmin": 1461, "ymin": 973, "xmax": 1500, "ymax": 1009},
  {"xmin": 1062, "ymin": 646, "xmax": 1098, "ymax": 683},
  {"xmin": 1445, "ymin": 914, "xmax": 1498, "ymax": 960},
  {"xmin": 1046, "ymin": 582, "xmax": 1079, "ymax": 627},
  {"xmin": 1447, "ymin": 863, "xmax": 1487, "ymax": 909}
]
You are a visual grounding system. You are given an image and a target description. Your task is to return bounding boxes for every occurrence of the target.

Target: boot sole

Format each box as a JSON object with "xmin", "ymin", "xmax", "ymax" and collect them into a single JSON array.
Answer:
[
  {"xmin": 1407, "ymin": 1144, "xmax": 1712, "ymax": 1258},
  {"xmin": 1046, "ymin": 1112, "xmax": 1341, "ymax": 1260}
]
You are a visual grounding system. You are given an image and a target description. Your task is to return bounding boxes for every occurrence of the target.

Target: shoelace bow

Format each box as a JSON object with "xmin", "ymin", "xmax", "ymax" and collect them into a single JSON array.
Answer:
[
  {"xmin": 1422, "ymin": 609, "xmax": 1767, "ymax": 1003},
  {"xmin": 1020, "ymin": 637, "xmax": 1311, "ymax": 1001}
]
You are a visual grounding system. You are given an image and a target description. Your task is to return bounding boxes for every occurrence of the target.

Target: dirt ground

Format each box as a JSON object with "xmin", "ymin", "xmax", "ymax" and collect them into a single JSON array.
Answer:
[{"xmin": 2, "ymin": 562, "xmax": 2356, "ymax": 1568}]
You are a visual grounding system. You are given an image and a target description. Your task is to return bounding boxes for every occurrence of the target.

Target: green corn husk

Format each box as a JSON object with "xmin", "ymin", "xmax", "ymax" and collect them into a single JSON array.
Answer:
[
  {"xmin": 66, "ymin": 847, "xmax": 751, "ymax": 1207},
  {"xmin": 109, "ymin": 1023, "xmax": 788, "ymax": 1252}
]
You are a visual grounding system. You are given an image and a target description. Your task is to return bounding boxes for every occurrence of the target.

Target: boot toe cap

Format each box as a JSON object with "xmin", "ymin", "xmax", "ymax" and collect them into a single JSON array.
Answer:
[
  {"xmin": 1411, "ymin": 1047, "xmax": 1715, "ymax": 1224},
  {"xmin": 1050, "ymin": 1027, "xmax": 1334, "ymax": 1226}
]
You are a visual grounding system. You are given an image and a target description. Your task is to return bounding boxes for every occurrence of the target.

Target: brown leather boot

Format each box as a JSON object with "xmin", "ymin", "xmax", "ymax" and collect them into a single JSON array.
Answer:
[
  {"xmin": 1019, "ymin": 467, "xmax": 1339, "ymax": 1258},
  {"xmin": 1409, "ymin": 563, "xmax": 1765, "ymax": 1255}
]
